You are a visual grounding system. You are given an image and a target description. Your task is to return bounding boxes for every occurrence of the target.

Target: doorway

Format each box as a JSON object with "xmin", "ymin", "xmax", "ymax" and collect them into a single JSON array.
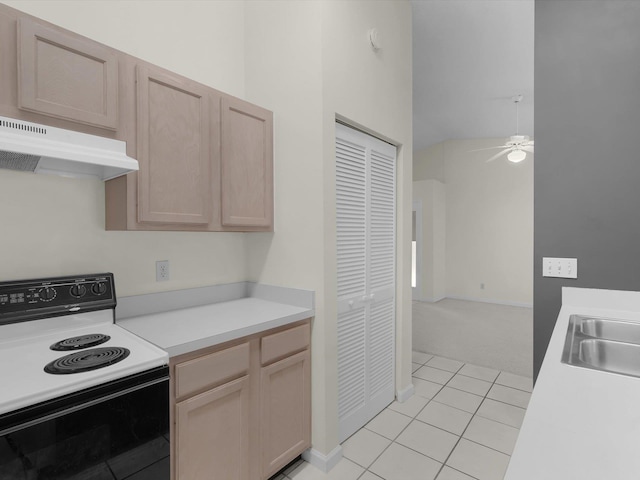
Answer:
[{"xmin": 412, "ymin": 201, "xmax": 422, "ymax": 300}]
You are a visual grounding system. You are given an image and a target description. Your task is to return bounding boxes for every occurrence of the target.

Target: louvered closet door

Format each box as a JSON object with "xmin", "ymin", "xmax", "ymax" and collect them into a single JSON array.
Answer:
[{"xmin": 336, "ymin": 123, "xmax": 396, "ymax": 443}]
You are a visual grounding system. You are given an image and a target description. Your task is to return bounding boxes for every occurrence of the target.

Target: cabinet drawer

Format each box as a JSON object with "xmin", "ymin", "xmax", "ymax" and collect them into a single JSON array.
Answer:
[
  {"xmin": 175, "ymin": 342, "xmax": 249, "ymax": 400},
  {"xmin": 261, "ymin": 323, "xmax": 310, "ymax": 366}
]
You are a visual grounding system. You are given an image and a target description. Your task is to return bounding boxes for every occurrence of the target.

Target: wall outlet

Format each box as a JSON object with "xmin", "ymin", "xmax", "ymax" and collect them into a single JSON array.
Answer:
[
  {"xmin": 156, "ymin": 260, "xmax": 170, "ymax": 281},
  {"xmin": 543, "ymin": 257, "xmax": 577, "ymax": 279}
]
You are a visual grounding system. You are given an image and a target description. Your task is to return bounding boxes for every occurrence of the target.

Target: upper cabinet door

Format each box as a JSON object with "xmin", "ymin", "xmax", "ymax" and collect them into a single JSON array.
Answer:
[
  {"xmin": 136, "ymin": 65, "xmax": 211, "ymax": 225},
  {"xmin": 17, "ymin": 18, "xmax": 118, "ymax": 130},
  {"xmin": 221, "ymin": 96, "xmax": 273, "ymax": 228}
]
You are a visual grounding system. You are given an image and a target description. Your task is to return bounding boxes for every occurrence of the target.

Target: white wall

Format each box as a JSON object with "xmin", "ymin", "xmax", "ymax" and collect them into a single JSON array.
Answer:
[
  {"xmin": 413, "ymin": 138, "xmax": 533, "ymax": 306},
  {"xmin": 244, "ymin": 0, "xmax": 413, "ymax": 456},
  {"xmin": 0, "ymin": 1, "xmax": 247, "ymax": 295}
]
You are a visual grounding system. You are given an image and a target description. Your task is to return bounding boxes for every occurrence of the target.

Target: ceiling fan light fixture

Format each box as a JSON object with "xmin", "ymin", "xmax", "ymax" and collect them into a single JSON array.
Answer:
[{"xmin": 507, "ymin": 149, "xmax": 527, "ymax": 163}]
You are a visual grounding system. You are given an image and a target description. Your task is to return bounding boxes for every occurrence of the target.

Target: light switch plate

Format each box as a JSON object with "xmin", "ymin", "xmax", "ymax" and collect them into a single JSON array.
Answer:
[{"xmin": 543, "ymin": 257, "xmax": 577, "ymax": 279}]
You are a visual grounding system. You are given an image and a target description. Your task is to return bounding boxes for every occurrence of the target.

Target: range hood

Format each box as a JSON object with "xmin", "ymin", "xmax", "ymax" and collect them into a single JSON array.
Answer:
[{"xmin": 0, "ymin": 116, "xmax": 138, "ymax": 181}]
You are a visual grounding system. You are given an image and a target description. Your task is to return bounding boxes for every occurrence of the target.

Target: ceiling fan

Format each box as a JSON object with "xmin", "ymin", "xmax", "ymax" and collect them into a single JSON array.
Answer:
[{"xmin": 474, "ymin": 95, "xmax": 534, "ymax": 163}]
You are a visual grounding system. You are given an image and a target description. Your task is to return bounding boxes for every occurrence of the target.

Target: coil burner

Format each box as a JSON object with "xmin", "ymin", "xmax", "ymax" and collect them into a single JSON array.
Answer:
[
  {"xmin": 50, "ymin": 333, "xmax": 111, "ymax": 351},
  {"xmin": 44, "ymin": 347, "xmax": 130, "ymax": 374}
]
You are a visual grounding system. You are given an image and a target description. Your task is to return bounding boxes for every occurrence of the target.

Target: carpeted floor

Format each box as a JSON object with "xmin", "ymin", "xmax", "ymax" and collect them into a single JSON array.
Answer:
[{"xmin": 412, "ymin": 298, "xmax": 533, "ymax": 377}]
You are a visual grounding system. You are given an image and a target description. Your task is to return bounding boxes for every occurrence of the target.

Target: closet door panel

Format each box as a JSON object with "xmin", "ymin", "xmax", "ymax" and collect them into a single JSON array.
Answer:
[
  {"xmin": 336, "ymin": 134, "xmax": 367, "ymax": 305},
  {"xmin": 367, "ymin": 139, "xmax": 396, "ymax": 407},
  {"xmin": 335, "ymin": 123, "xmax": 397, "ymax": 443},
  {"xmin": 337, "ymin": 306, "xmax": 367, "ymax": 441},
  {"xmin": 368, "ymin": 297, "xmax": 395, "ymax": 401},
  {"xmin": 336, "ymin": 124, "xmax": 368, "ymax": 441},
  {"xmin": 369, "ymin": 146, "xmax": 396, "ymax": 297}
]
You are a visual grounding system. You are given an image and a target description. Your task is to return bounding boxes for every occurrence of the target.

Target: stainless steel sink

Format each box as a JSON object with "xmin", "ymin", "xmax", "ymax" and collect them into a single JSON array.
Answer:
[
  {"xmin": 578, "ymin": 339, "xmax": 640, "ymax": 377},
  {"xmin": 580, "ymin": 317, "xmax": 640, "ymax": 344},
  {"xmin": 562, "ymin": 315, "xmax": 640, "ymax": 379}
]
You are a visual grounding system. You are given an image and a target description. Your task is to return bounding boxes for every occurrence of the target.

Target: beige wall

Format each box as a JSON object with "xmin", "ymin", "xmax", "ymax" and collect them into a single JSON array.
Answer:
[
  {"xmin": 413, "ymin": 138, "xmax": 533, "ymax": 306},
  {"xmin": 0, "ymin": 1, "xmax": 247, "ymax": 295},
  {"xmin": 414, "ymin": 142, "xmax": 445, "ymax": 183},
  {"xmin": 1, "ymin": 0, "xmax": 412, "ymax": 461},
  {"xmin": 243, "ymin": 0, "xmax": 329, "ymax": 453},
  {"xmin": 413, "ymin": 179, "xmax": 446, "ymax": 302}
]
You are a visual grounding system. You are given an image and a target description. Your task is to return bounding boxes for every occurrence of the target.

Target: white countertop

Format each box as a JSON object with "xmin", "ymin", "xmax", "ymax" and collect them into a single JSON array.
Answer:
[
  {"xmin": 118, "ymin": 297, "xmax": 313, "ymax": 357},
  {"xmin": 505, "ymin": 287, "xmax": 640, "ymax": 479}
]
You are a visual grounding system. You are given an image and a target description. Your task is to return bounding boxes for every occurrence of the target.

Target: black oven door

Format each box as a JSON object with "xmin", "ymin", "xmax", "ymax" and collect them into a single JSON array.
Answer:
[{"xmin": 0, "ymin": 366, "xmax": 169, "ymax": 480}]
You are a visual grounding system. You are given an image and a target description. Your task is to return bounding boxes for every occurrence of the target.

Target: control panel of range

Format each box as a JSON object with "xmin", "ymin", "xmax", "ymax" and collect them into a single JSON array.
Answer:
[{"xmin": 0, "ymin": 273, "xmax": 116, "ymax": 325}]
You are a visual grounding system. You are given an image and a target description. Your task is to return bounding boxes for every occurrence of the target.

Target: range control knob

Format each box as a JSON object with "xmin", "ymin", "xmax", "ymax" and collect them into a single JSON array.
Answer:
[
  {"xmin": 91, "ymin": 282, "xmax": 107, "ymax": 296},
  {"xmin": 70, "ymin": 284, "xmax": 87, "ymax": 298},
  {"xmin": 39, "ymin": 287, "xmax": 57, "ymax": 302}
]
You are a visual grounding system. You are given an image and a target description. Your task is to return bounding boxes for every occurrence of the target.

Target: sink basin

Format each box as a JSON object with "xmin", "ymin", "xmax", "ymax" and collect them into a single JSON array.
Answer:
[
  {"xmin": 578, "ymin": 339, "xmax": 640, "ymax": 378},
  {"xmin": 562, "ymin": 315, "xmax": 640, "ymax": 379},
  {"xmin": 580, "ymin": 317, "xmax": 640, "ymax": 344}
]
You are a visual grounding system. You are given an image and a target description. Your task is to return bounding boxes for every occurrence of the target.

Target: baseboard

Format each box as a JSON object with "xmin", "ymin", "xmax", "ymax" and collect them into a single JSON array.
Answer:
[
  {"xmin": 445, "ymin": 295, "xmax": 533, "ymax": 309},
  {"xmin": 302, "ymin": 445, "xmax": 343, "ymax": 473},
  {"xmin": 396, "ymin": 383, "xmax": 415, "ymax": 402},
  {"xmin": 417, "ymin": 295, "xmax": 446, "ymax": 303}
]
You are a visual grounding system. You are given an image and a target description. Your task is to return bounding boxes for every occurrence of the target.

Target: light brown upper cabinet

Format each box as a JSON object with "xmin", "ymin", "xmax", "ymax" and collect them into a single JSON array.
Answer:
[
  {"xmin": 17, "ymin": 17, "xmax": 118, "ymax": 130},
  {"xmin": 0, "ymin": 4, "xmax": 274, "ymax": 232},
  {"xmin": 221, "ymin": 97, "xmax": 274, "ymax": 228},
  {"xmin": 136, "ymin": 65, "xmax": 214, "ymax": 226},
  {"xmin": 107, "ymin": 81, "xmax": 274, "ymax": 231}
]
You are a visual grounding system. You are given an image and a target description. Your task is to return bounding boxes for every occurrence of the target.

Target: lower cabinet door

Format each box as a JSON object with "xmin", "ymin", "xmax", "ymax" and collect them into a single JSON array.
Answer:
[
  {"xmin": 261, "ymin": 349, "xmax": 311, "ymax": 479},
  {"xmin": 176, "ymin": 375, "xmax": 250, "ymax": 480}
]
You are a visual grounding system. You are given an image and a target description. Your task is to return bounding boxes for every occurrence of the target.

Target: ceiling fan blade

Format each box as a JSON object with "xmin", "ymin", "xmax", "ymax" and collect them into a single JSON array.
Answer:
[
  {"xmin": 485, "ymin": 149, "xmax": 511, "ymax": 163},
  {"xmin": 522, "ymin": 145, "xmax": 534, "ymax": 153},
  {"xmin": 469, "ymin": 145, "xmax": 508, "ymax": 152},
  {"xmin": 524, "ymin": 140, "xmax": 534, "ymax": 146}
]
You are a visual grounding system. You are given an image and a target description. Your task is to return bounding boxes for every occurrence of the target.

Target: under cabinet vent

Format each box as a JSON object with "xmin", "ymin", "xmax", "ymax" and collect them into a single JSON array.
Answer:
[
  {"xmin": 0, "ymin": 151, "xmax": 40, "ymax": 172},
  {"xmin": 0, "ymin": 119, "xmax": 47, "ymax": 135},
  {"xmin": 0, "ymin": 114, "xmax": 138, "ymax": 180}
]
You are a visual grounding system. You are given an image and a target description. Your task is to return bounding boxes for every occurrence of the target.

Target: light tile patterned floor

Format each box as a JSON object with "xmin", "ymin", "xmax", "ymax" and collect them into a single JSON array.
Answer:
[{"xmin": 270, "ymin": 352, "xmax": 532, "ymax": 480}]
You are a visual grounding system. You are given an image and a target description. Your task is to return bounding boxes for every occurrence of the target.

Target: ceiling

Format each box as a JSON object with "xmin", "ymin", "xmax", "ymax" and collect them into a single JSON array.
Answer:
[{"xmin": 412, "ymin": 0, "xmax": 534, "ymax": 151}]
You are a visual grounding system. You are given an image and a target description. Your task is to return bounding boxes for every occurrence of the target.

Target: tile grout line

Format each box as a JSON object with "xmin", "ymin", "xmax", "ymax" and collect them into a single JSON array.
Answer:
[
  {"xmin": 396, "ymin": 360, "xmax": 485, "ymax": 479},
  {"xmin": 418, "ymin": 360, "xmax": 532, "ymax": 392},
  {"xmin": 430, "ymin": 361, "xmax": 503, "ymax": 480},
  {"xmin": 302, "ymin": 355, "xmax": 525, "ymax": 480},
  {"xmin": 416, "ymin": 352, "xmax": 533, "ymax": 392},
  {"xmin": 357, "ymin": 406, "xmax": 422, "ymax": 478},
  {"xmin": 411, "ymin": 383, "xmax": 525, "ymax": 431},
  {"xmin": 356, "ymin": 378, "xmax": 455, "ymax": 479},
  {"xmin": 413, "ymin": 367, "xmax": 528, "ymax": 428}
]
